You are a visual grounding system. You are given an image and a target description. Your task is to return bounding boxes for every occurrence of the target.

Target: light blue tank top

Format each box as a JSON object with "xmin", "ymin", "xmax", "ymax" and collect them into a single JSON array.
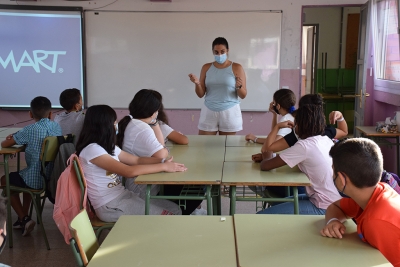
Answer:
[{"xmin": 204, "ymin": 62, "xmax": 240, "ymax": 112}]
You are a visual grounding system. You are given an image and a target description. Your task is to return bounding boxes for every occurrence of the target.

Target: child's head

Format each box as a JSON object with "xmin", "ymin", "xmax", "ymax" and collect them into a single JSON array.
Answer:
[
  {"xmin": 59, "ymin": 88, "xmax": 82, "ymax": 111},
  {"xmin": 76, "ymin": 105, "xmax": 117, "ymax": 156},
  {"xmin": 116, "ymin": 89, "xmax": 161, "ymax": 148},
  {"xmin": 30, "ymin": 96, "xmax": 52, "ymax": 120},
  {"xmin": 329, "ymin": 138, "xmax": 383, "ymax": 188},
  {"xmin": 273, "ymin": 89, "xmax": 296, "ymax": 114},
  {"xmin": 298, "ymin": 93, "xmax": 324, "ymax": 108},
  {"xmin": 294, "ymin": 104, "xmax": 325, "ymax": 139}
]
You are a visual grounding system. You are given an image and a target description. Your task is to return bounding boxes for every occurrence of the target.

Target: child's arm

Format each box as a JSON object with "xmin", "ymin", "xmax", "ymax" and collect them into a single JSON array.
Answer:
[
  {"xmin": 245, "ymin": 134, "xmax": 265, "ymax": 144},
  {"xmin": 261, "ymin": 120, "xmax": 293, "ymax": 153},
  {"xmin": 1, "ymin": 135, "xmax": 17, "ymax": 148},
  {"xmin": 167, "ymin": 131, "xmax": 189, "ymax": 145},
  {"xmin": 320, "ymin": 200, "xmax": 349, "ymax": 239},
  {"xmin": 119, "ymin": 150, "xmax": 173, "ymax": 165},
  {"xmin": 260, "ymin": 154, "xmax": 286, "ymax": 171},
  {"xmin": 91, "ymin": 153, "xmax": 186, "ymax": 178},
  {"xmin": 329, "ymin": 111, "xmax": 348, "ymax": 139},
  {"xmin": 151, "ymin": 123, "xmax": 166, "ymax": 146}
]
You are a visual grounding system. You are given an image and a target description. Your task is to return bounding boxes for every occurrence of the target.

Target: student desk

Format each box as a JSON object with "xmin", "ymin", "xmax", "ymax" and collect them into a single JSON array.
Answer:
[
  {"xmin": 225, "ymin": 135, "xmax": 264, "ymax": 147},
  {"xmin": 135, "ymin": 146, "xmax": 225, "ymax": 215},
  {"xmin": 0, "ymin": 128, "xmax": 21, "ymax": 138},
  {"xmin": 225, "ymin": 146, "xmax": 262, "ymax": 162},
  {"xmin": 234, "ymin": 214, "xmax": 390, "ymax": 267},
  {"xmin": 0, "ymin": 145, "xmax": 25, "ymax": 248},
  {"xmin": 222, "ymin": 162, "xmax": 310, "ymax": 215},
  {"xmin": 356, "ymin": 126, "xmax": 400, "ymax": 174},
  {"xmin": 87, "ymin": 215, "xmax": 237, "ymax": 267},
  {"xmin": 165, "ymin": 135, "xmax": 226, "ymax": 147}
]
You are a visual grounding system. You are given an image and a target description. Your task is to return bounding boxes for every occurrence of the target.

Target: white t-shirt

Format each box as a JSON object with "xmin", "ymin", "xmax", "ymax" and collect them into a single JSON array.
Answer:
[
  {"xmin": 79, "ymin": 143, "xmax": 125, "ymax": 209},
  {"xmin": 159, "ymin": 121, "xmax": 174, "ymax": 143},
  {"xmin": 279, "ymin": 135, "xmax": 341, "ymax": 209},
  {"xmin": 122, "ymin": 119, "xmax": 164, "ymax": 157},
  {"xmin": 277, "ymin": 113, "xmax": 294, "ymax": 137}
]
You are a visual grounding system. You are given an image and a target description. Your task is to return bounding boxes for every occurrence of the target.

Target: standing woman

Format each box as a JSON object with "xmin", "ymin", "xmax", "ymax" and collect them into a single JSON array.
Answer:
[{"xmin": 188, "ymin": 37, "xmax": 247, "ymax": 135}]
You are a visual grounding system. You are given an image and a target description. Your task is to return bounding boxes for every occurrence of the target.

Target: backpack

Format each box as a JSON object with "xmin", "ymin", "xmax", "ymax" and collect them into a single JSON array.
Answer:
[
  {"xmin": 53, "ymin": 154, "xmax": 91, "ymax": 244},
  {"xmin": 381, "ymin": 170, "xmax": 400, "ymax": 194},
  {"xmin": 46, "ymin": 135, "xmax": 75, "ymax": 204}
]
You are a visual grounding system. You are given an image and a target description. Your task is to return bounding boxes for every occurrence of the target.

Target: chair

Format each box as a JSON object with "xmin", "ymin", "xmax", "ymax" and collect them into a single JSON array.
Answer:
[
  {"xmin": 72, "ymin": 156, "xmax": 115, "ymax": 238},
  {"xmin": 69, "ymin": 209, "xmax": 99, "ymax": 267}
]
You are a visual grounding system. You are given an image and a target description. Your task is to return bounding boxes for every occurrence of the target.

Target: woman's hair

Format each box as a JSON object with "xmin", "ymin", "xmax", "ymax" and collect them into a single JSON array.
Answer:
[
  {"xmin": 273, "ymin": 89, "xmax": 296, "ymax": 113},
  {"xmin": 298, "ymin": 93, "xmax": 324, "ymax": 108},
  {"xmin": 117, "ymin": 89, "xmax": 162, "ymax": 148},
  {"xmin": 212, "ymin": 37, "xmax": 229, "ymax": 50},
  {"xmin": 295, "ymin": 104, "xmax": 325, "ymax": 139},
  {"xmin": 157, "ymin": 103, "xmax": 169, "ymax": 125},
  {"xmin": 76, "ymin": 105, "xmax": 117, "ymax": 156}
]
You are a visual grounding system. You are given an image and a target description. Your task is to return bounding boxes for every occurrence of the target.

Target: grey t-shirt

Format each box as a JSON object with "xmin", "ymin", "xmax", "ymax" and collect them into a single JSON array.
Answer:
[{"xmin": 54, "ymin": 111, "xmax": 85, "ymax": 143}]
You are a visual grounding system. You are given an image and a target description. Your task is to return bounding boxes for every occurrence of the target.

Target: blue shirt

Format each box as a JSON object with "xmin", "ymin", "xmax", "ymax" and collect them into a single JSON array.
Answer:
[
  {"xmin": 13, "ymin": 118, "xmax": 62, "ymax": 189},
  {"xmin": 204, "ymin": 63, "xmax": 240, "ymax": 112}
]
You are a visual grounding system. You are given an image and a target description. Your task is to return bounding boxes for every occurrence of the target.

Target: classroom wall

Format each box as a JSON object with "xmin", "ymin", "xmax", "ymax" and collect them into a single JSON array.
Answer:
[{"xmin": 0, "ymin": 0, "xmax": 367, "ymax": 136}]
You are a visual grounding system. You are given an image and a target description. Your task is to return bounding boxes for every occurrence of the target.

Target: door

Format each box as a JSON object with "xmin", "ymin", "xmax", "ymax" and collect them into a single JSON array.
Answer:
[{"xmin": 354, "ymin": 2, "xmax": 371, "ymax": 136}]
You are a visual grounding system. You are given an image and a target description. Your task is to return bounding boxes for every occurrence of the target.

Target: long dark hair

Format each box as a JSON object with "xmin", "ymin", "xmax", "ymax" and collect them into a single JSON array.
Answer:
[
  {"xmin": 298, "ymin": 93, "xmax": 324, "ymax": 108},
  {"xmin": 295, "ymin": 104, "xmax": 325, "ymax": 139},
  {"xmin": 76, "ymin": 105, "xmax": 117, "ymax": 156},
  {"xmin": 116, "ymin": 89, "xmax": 162, "ymax": 148},
  {"xmin": 157, "ymin": 103, "xmax": 169, "ymax": 125},
  {"xmin": 273, "ymin": 89, "xmax": 296, "ymax": 113}
]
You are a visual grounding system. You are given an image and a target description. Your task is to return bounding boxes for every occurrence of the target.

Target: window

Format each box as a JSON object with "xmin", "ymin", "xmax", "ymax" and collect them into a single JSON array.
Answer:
[{"xmin": 371, "ymin": 0, "xmax": 400, "ymax": 82}]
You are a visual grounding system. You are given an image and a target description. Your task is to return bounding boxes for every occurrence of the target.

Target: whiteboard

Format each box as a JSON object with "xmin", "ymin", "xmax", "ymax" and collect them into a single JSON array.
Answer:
[{"xmin": 85, "ymin": 11, "xmax": 281, "ymax": 111}]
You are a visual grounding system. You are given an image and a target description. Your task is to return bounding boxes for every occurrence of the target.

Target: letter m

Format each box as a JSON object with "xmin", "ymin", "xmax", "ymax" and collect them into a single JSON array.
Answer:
[{"xmin": 0, "ymin": 51, "xmax": 18, "ymax": 71}]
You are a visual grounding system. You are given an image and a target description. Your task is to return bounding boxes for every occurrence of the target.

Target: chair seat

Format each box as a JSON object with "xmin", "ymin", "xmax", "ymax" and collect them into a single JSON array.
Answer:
[
  {"xmin": 90, "ymin": 214, "xmax": 115, "ymax": 227},
  {"xmin": 0, "ymin": 185, "xmax": 43, "ymax": 193}
]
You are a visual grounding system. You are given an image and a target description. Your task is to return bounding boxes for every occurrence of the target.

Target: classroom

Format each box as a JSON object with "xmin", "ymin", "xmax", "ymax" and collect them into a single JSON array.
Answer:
[{"xmin": 0, "ymin": 0, "xmax": 399, "ymax": 266}]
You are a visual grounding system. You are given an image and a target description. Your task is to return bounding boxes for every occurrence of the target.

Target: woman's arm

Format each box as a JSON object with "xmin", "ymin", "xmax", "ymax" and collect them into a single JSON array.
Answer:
[
  {"xmin": 91, "ymin": 153, "xmax": 186, "ymax": 178},
  {"xmin": 189, "ymin": 63, "xmax": 211, "ymax": 98},
  {"xmin": 233, "ymin": 63, "xmax": 247, "ymax": 99},
  {"xmin": 167, "ymin": 131, "xmax": 189, "ymax": 145}
]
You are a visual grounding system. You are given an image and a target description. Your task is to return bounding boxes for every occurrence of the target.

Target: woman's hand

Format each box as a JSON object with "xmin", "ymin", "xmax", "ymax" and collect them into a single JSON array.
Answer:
[
  {"xmin": 252, "ymin": 153, "xmax": 263, "ymax": 162},
  {"xmin": 188, "ymin": 73, "xmax": 200, "ymax": 85},
  {"xmin": 163, "ymin": 162, "xmax": 187, "ymax": 172},
  {"xmin": 245, "ymin": 133, "xmax": 256, "ymax": 142},
  {"xmin": 276, "ymin": 120, "xmax": 294, "ymax": 129},
  {"xmin": 329, "ymin": 111, "xmax": 344, "ymax": 124},
  {"xmin": 235, "ymin": 76, "xmax": 243, "ymax": 89}
]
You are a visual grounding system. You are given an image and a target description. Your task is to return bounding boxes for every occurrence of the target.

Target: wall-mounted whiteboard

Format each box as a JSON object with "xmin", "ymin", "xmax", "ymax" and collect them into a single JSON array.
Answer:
[{"xmin": 85, "ymin": 11, "xmax": 281, "ymax": 111}]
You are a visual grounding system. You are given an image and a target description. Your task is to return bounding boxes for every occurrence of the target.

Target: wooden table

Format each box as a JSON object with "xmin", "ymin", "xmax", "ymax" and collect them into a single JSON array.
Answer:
[
  {"xmin": 225, "ymin": 146, "xmax": 262, "ymax": 162},
  {"xmin": 0, "ymin": 145, "xmax": 25, "ymax": 248},
  {"xmin": 222, "ymin": 162, "xmax": 310, "ymax": 215},
  {"xmin": 225, "ymin": 135, "xmax": 264, "ymax": 147},
  {"xmin": 356, "ymin": 126, "xmax": 400, "ymax": 174},
  {"xmin": 165, "ymin": 135, "xmax": 226, "ymax": 147},
  {"xmin": 135, "ymin": 146, "xmax": 225, "ymax": 215},
  {"xmin": 87, "ymin": 215, "xmax": 237, "ymax": 267},
  {"xmin": 234, "ymin": 214, "xmax": 390, "ymax": 267}
]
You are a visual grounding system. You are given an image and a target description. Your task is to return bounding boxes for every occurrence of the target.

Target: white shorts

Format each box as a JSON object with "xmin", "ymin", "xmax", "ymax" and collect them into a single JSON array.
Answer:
[{"xmin": 198, "ymin": 103, "xmax": 243, "ymax": 132}]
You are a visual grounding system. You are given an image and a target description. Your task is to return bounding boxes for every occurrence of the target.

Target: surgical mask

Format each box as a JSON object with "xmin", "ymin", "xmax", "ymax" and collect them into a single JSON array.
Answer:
[
  {"xmin": 333, "ymin": 173, "xmax": 350, "ymax": 198},
  {"xmin": 0, "ymin": 232, "xmax": 7, "ymax": 254},
  {"xmin": 273, "ymin": 104, "xmax": 279, "ymax": 114},
  {"xmin": 214, "ymin": 54, "xmax": 227, "ymax": 64}
]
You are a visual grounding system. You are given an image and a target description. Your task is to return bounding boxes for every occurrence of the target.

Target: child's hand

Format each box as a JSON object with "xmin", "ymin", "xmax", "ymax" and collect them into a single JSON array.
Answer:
[
  {"xmin": 6, "ymin": 134, "xmax": 13, "ymax": 140},
  {"xmin": 188, "ymin": 73, "xmax": 200, "ymax": 85},
  {"xmin": 268, "ymin": 102, "xmax": 276, "ymax": 113},
  {"xmin": 329, "ymin": 111, "xmax": 344, "ymax": 124},
  {"xmin": 245, "ymin": 134, "xmax": 256, "ymax": 142},
  {"xmin": 252, "ymin": 153, "xmax": 263, "ymax": 162},
  {"xmin": 320, "ymin": 220, "xmax": 346, "ymax": 239},
  {"xmin": 164, "ymin": 162, "xmax": 187, "ymax": 173},
  {"xmin": 276, "ymin": 120, "xmax": 294, "ymax": 129}
]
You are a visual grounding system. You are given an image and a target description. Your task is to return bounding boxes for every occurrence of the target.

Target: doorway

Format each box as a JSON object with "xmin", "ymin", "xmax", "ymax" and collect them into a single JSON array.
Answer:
[{"xmin": 301, "ymin": 24, "xmax": 319, "ymax": 95}]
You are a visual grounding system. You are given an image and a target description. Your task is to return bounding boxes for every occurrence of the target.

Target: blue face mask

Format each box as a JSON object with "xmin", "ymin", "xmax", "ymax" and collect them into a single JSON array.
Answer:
[
  {"xmin": 214, "ymin": 53, "xmax": 227, "ymax": 64},
  {"xmin": 333, "ymin": 173, "xmax": 350, "ymax": 198}
]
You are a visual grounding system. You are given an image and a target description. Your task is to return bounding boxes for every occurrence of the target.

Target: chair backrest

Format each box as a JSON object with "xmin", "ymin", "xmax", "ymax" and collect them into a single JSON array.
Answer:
[
  {"xmin": 72, "ymin": 156, "xmax": 86, "ymax": 210},
  {"xmin": 69, "ymin": 209, "xmax": 99, "ymax": 266}
]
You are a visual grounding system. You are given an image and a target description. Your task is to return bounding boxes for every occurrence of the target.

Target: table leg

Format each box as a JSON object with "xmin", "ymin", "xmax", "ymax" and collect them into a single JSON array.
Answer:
[
  {"xmin": 293, "ymin": 186, "xmax": 299, "ymax": 214},
  {"xmin": 229, "ymin": 186, "xmax": 236, "ymax": 215},
  {"xmin": 145, "ymin": 184, "xmax": 151, "ymax": 215},
  {"xmin": 206, "ymin": 185, "xmax": 212, "ymax": 215},
  {"xmin": 3, "ymin": 154, "xmax": 13, "ymax": 248}
]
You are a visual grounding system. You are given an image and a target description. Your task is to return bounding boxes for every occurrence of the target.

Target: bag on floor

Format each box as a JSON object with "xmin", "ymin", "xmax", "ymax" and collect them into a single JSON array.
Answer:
[{"xmin": 381, "ymin": 170, "xmax": 400, "ymax": 194}]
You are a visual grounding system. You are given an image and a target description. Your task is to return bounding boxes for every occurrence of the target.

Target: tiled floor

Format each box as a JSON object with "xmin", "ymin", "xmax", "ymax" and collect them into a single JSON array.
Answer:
[{"xmin": 0, "ymin": 158, "xmax": 261, "ymax": 266}]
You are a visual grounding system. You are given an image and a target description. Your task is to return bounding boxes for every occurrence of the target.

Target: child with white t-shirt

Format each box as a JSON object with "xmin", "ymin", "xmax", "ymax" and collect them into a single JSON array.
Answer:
[
  {"xmin": 116, "ymin": 89, "xmax": 202, "ymax": 215},
  {"xmin": 76, "ymin": 105, "xmax": 187, "ymax": 222},
  {"xmin": 257, "ymin": 104, "xmax": 341, "ymax": 215},
  {"xmin": 157, "ymin": 103, "xmax": 189, "ymax": 145}
]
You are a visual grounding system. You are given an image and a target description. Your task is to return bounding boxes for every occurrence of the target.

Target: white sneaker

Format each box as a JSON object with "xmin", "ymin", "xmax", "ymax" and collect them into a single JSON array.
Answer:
[{"xmin": 191, "ymin": 208, "xmax": 208, "ymax": 215}]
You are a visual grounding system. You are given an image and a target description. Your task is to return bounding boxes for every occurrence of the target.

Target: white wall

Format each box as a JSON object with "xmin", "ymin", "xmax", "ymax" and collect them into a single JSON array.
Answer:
[{"xmin": 0, "ymin": 0, "xmax": 367, "ymax": 71}]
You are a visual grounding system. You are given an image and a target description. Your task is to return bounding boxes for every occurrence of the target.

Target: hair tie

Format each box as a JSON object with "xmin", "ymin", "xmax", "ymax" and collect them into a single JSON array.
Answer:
[
  {"xmin": 128, "ymin": 114, "xmax": 133, "ymax": 119},
  {"xmin": 289, "ymin": 106, "xmax": 296, "ymax": 114}
]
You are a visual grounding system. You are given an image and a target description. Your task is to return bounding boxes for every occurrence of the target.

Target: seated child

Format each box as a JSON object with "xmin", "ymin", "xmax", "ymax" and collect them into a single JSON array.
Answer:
[
  {"xmin": 158, "ymin": 103, "xmax": 189, "ymax": 145},
  {"xmin": 321, "ymin": 138, "xmax": 400, "ymax": 266},
  {"xmin": 257, "ymin": 104, "xmax": 341, "ymax": 215},
  {"xmin": 1, "ymin": 96, "xmax": 61, "ymax": 236},
  {"xmin": 76, "ymin": 105, "xmax": 186, "ymax": 222},
  {"xmin": 54, "ymin": 88, "xmax": 84, "ymax": 143}
]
